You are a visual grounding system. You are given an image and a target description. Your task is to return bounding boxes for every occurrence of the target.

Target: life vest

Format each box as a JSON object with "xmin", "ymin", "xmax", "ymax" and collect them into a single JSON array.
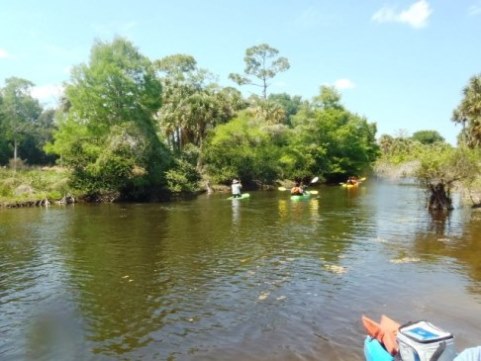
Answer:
[
  {"xmin": 362, "ymin": 315, "xmax": 400, "ymax": 355},
  {"xmin": 291, "ymin": 187, "xmax": 303, "ymax": 195}
]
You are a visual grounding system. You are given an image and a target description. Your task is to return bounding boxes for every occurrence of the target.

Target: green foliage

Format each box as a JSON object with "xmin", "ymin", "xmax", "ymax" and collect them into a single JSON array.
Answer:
[
  {"xmin": 205, "ymin": 87, "xmax": 378, "ymax": 185},
  {"xmin": 155, "ymin": 54, "xmax": 197, "ymax": 80},
  {"xmin": 415, "ymin": 145, "xmax": 480, "ymax": 185},
  {"xmin": 411, "ymin": 130, "xmax": 445, "ymax": 145},
  {"xmin": 291, "ymin": 89, "xmax": 379, "ymax": 180},
  {"xmin": 204, "ymin": 112, "xmax": 285, "ymax": 184},
  {"xmin": 414, "ymin": 144, "xmax": 455, "ymax": 183},
  {"xmin": 0, "ymin": 77, "xmax": 43, "ymax": 166},
  {"xmin": 312, "ymin": 86, "xmax": 343, "ymax": 110},
  {"xmin": 0, "ymin": 167, "xmax": 72, "ymax": 202},
  {"xmin": 165, "ymin": 161, "xmax": 196, "ymax": 192},
  {"xmin": 268, "ymin": 93, "xmax": 303, "ymax": 125},
  {"xmin": 18, "ymin": 108, "xmax": 58, "ymax": 165},
  {"xmin": 375, "ymin": 133, "xmax": 481, "ymax": 208},
  {"xmin": 0, "ymin": 138, "xmax": 10, "ymax": 165},
  {"xmin": 410, "ymin": 145, "xmax": 481, "ymax": 210},
  {"xmin": 155, "ymin": 54, "xmax": 237, "ymax": 154},
  {"xmin": 452, "ymin": 74, "xmax": 481, "ymax": 147},
  {"xmin": 248, "ymin": 97, "xmax": 287, "ymax": 125},
  {"xmin": 377, "ymin": 134, "xmax": 420, "ymax": 165},
  {"xmin": 47, "ymin": 37, "xmax": 171, "ymax": 199},
  {"xmin": 229, "ymin": 43, "xmax": 290, "ymax": 99},
  {"xmin": 164, "ymin": 145, "xmax": 201, "ymax": 193}
]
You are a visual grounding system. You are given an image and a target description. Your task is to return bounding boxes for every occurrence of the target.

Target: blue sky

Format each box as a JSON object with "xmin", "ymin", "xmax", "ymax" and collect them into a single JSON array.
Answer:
[{"xmin": 1, "ymin": 1, "xmax": 480, "ymax": 145}]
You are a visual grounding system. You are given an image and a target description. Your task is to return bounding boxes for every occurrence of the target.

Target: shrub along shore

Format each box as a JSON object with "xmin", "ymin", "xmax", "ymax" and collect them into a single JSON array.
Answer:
[
  {"xmin": 0, "ymin": 167, "xmax": 295, "ymax": 208},
  {"xmin": 0, "ymin": 167, "xmax": 76, "ymax": 208}
]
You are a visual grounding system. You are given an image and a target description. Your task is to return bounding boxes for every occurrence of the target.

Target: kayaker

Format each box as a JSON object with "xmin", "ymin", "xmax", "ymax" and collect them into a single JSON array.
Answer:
[
  {"xmin": 231, "ymin": 179, "xmax": 242, "ymax": 198},
  {"xmin": 346, "ymin": 176, "xmax": 358, "ymax": 185},
  {"xmin": 290, "ymin": 181, "xmax": 304, "ymax": 196}
]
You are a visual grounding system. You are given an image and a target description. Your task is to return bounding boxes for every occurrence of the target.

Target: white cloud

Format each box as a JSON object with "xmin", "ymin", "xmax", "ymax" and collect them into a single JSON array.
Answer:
[
  {"xmin": 469, "ymin": 2, "xmax": 481, "ymax": 16},
  {"xmin": 30, "ymin": 84, "xmax": 64, "ymax": 105},
  {"xmin": 0, "ymin": 48, "xmax": 11, "ymax": 59},
  {"xmin": 372, "ymin": 0, "xmax": 432, "ymax": 29},
  {"xmin": 333, "ymin": 78, "xmax": 356, "ymax": 90}
]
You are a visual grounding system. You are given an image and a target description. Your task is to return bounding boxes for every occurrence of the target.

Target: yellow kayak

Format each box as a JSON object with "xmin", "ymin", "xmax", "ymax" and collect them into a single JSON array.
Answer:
[
  {"xmin": 340, "ymin": 177, "xmax": 366, "ymax": 188},
  {"xmin": 341, "ymin": 182, "xmax": 359, "ymax": 188}
]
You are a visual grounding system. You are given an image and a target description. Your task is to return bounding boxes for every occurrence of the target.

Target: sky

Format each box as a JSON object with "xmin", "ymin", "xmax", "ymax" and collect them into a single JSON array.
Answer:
[{"xmin": 1, "ymin": 0, "xmax": 481, "ymax": 145}]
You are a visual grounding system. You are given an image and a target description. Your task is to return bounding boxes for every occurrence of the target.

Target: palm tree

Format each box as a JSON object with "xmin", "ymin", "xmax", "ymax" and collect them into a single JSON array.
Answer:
[{"xmin": 453, "ymin": 74, "xmax": 481, "ymax": 148}]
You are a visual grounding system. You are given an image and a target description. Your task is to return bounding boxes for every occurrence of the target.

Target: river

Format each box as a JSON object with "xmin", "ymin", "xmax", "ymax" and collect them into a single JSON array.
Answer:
[{"xmin": 1, "ymin": 178, "xmax": 481, "ymax": 361}]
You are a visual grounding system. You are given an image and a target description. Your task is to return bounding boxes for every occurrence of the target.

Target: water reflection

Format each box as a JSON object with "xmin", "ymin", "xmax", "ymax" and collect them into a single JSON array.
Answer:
[
  {"xmin": 309, "ymin": 199, "xmax": 319, "ymax": 220},
  {"xmin": 277, "ymin": 199, "xmax": 288, "ymax": 221},
  {"xmin": 231, "ymin": 199, "xmax": 240, "ymax": 225},
  {"xmin": 1, "ymin": 182, "xmax": 481, "ymax": 360},
  {"xmin": 427, "ymin": 210, "xmax": 453, "ymax": 236}
]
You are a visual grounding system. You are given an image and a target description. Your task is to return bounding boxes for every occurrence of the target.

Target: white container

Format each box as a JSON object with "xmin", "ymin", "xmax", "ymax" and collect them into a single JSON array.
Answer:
[{"xmin": 397, "ymin": 321, "xmax": 457, "ymax": 361}]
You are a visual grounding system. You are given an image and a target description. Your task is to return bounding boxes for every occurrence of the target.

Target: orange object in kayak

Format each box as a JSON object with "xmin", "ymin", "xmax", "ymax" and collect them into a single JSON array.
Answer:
[{"xmin": 362, "ymin": 315, "xmax": 400, "ymax": 355}]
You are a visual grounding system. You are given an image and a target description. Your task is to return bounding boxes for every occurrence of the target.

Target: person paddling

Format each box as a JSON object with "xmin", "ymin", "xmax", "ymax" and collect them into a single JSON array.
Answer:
[
  {"xmin": 290, "ymin": 181, "xmax": 304, "ymax": 196},
  {"xmin": 346, "ymin": 176, "xmax": 359, "ymax": 185},
  {"xmin": 231, "ymin": 179, "xmax": 242, "ymax": 198}
]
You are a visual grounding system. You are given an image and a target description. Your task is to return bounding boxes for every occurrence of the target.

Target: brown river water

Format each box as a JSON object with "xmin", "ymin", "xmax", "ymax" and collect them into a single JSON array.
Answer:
[{"xmin": 1, "ymin": 178, "xmax": 481, "ymax": 360}]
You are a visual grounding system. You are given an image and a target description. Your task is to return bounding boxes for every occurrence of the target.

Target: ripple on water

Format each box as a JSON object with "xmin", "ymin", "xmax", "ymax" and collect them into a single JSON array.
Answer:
[{"xmin": 1, "ymin": 186, "xmax": 481, "ymax": 360}]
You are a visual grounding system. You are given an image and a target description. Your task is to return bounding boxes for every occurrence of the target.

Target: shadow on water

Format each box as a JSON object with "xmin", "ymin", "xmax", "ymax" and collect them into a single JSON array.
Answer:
[{"xmin": 1, "ymin": 179, "xmax": 481, "ymax": 360}]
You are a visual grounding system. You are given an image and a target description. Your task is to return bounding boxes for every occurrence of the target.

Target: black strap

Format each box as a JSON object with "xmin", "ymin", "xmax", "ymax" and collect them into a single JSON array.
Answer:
[
  {"xmin": 430, "ymin": 341, "xmax": 447, "ymax": 361},
  {"xmin": 399, "ymin": 320, "xmax": 417, "ymax": 329}
]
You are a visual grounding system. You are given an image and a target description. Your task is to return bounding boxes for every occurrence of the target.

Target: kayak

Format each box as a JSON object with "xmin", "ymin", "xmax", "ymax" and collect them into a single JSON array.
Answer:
[
  {"xmin": 341, "ymin": 182, "xmax": 359, "ymax": 188},
  {"xmin": 290, "ymin": 191, "xmax": 311, "ymax": 201},
  {"xmin": 341, "ymin": 177, "xmax": 366, "ymax": 188},
  {"xmin": 228, "ymin": 193, "xmax": 250, "ymax": 200},
  {"xmin": 364, "ymin": 336, "xmax": 393, "ymax": 361},
  {"xmin": 362, "ymin": 315, "xmax": 457, "ymax": 361}
]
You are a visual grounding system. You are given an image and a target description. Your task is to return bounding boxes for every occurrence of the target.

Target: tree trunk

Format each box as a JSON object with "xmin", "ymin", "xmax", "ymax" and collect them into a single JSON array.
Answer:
[
  {"xmin": 13, "ymin": 138, "xmax": 18, "ymax": 172},
  {"xmin": 428, "ymin": 182, "xmax": 453, "ymax": 211},
  {"xmin": 196, "ymin": 139, "xmax": 203, "ymax": 171},
  {"xmin": 262, "ymin": 77, "xmax": 267, "ymax": 99}
]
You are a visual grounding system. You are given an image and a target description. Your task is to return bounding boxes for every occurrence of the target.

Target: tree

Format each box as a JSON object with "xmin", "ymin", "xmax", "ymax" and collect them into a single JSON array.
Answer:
[
  {"xmin": 312, "ymin": 86, "xmax": 343, "ymax": 110},
  {"xmin": 290, "ymin": 87, "xmax": 378, "ymax": 181},
  {"xmin": 47, "ymin": 37, "xmax": 171, "ymax": 200},
  {"xmin": 411, "ymin": 130, "xmax": 445, "ymax": 145},
  {"xmin": 268, "ymin": 93, "xmax": 303, "ymax": 126},
  {"xmin": 0, "ymin": 77, "xmax": 42, "ymax": 169},
  {"xmin": 248, "ymin": 97, "xmax": 287, "ymax": 125},
  {"xmin": 203, "ymin": 111, "xmax": 285, "ymax": 185},
  {"xmin": 155, "ymin": 54, "xmax": 237, "ymax": 168},
  {"xmin": 375, "ymin": 132, "xmax": 481, "ymax": 210},
  {"xmin": 414, "ymin": 145, "xmax": 481, "ymax": 210},
  {"xmin": 229, "ymin": 43, "xmax": 290, "ymax": 99},
  {"xmin": 204, "ymin": 86, "xmax": 378, "ymax": 185},
  {"xmin": 16, "ymin": 108, "xmax": 58, "ymax": 165},
  {"xmin": 154, "ymin": 54, "xmax": 198, "ymax": 80},
  {"xmin": 0, "ymin": 94, "xmax": 9, "ymax": 164},
  {"xmin": 452, "ymin": 74, "xmax": 481, "ymax": 147}
]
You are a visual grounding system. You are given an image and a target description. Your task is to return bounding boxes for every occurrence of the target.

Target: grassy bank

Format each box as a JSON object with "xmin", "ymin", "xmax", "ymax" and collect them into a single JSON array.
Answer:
[{"xmin": 0, "ymin": 167, "xmax": 75, "ymax": 207}]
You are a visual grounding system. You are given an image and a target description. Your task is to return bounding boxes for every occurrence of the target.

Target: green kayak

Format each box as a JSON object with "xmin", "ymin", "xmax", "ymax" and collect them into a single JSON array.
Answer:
[
  {"xmin": 290, "ymin": 191, "xmax": 311, "ymax": 201},
  {"xmin": 228, "ymin": 193, "xmax": 250, "ymax": 200}
]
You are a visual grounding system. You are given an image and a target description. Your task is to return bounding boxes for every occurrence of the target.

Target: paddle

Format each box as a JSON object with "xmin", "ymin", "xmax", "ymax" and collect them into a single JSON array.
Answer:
[
  {"xmin": 278, "ymin": 177, "xmax": 319, "ymax": 194},
  {"xmin": 304, "ymin": 176, "xmax": 319, "ymax": 194}
]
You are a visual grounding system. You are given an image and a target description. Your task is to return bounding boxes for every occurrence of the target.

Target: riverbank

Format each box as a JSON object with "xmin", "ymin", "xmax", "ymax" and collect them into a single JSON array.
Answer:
[
  {"xmin": 0, "ymin": 167, "xmax": 311, "ymax": 208},
  {"xmin": 0, "ymin": 167, "xmax": 75, "ymax": 208}
]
